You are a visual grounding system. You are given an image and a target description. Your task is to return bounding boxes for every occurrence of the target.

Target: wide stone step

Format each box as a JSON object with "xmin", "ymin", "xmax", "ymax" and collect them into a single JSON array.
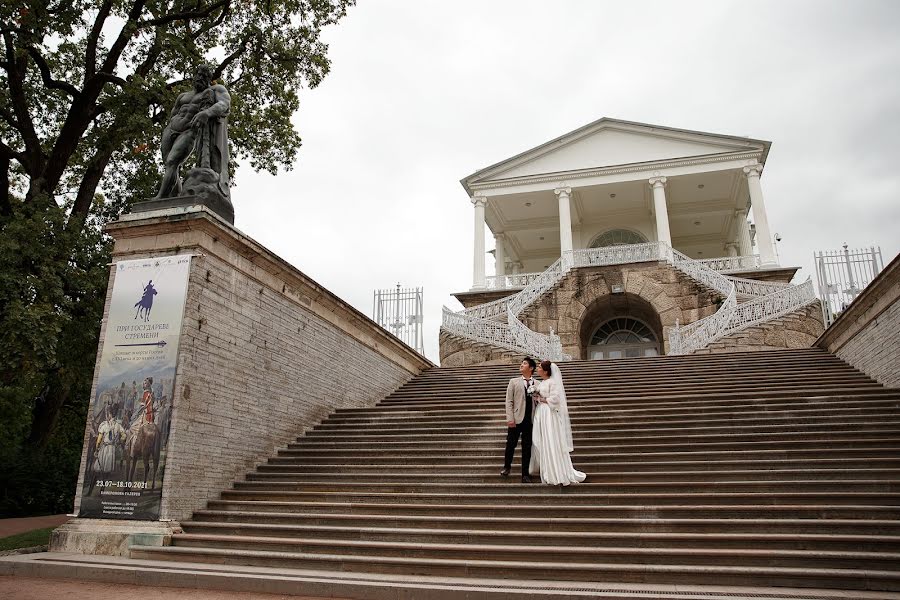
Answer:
[
  {"xmin": 277, "ymin": 437, "xmax": 900, "ymax": 458},
  {"xmin": 301, "ymin": 418, "xmax": 900, "ymax": 442},
  {"xmin": 287, "ymin": 430, "xmax": 900, "ymax": 451},
  {"xmin": 387, "ymin": 372, "xmax": 871, "ymax": 398},
  {"xmin": 315, "ymin": 402, "xmax": 900, "ymax": 430},
  {"xmin": 230, "ymin": 479, "xmax": 900, "ymax": 495},
  {"xmin": 267, "ymin": 446, "xmax": 900, "ymax": 465},
  {"xmin": 310, "ymin": 409, "xmax": 900, "ymax": 434},
  {"xmin": 129, "ymin": 545, "xmax": 900, "ymax": 589},
  {"xmin": 218, "ymin": 488, "xmax": 900, "ymax": 506},
  {"xmin": 187, "ymin": 511, "xmax": 900, "ymax": 535},
  {"xmin": 171, "ymin": 526, "xmax": 900, "ymax": 553},
  {"xmin": 350, "ymin": 394, "xmax": 900, "ymax": 417},
  {"xmin": 245, "ymin": 467, "xmax": 900, "ymax": 484},
  {"xmin": 203, "ymin": 499, "xmax": 900, "ymax": 520},
  {"xmin": 380, "ymin": 384, "xmax": 891, "ymax": 405},
  {"xmin": 257, "ymin": 456, "xmax": 900, "ymax": 474},
  {"xmin": 386, "ymin": 373, "xmax": 874, "ymax": 397}
]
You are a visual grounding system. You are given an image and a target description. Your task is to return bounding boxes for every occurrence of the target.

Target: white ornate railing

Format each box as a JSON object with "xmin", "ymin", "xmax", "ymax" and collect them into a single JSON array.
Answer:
[
  {"xmin": 461, "ymin": 295, "xmax": 510, "ymax": 321},
  {"xmin": 729, "ymin": 275, "xmax": 791, "ymax": 298},
  {"xmin": 696, "ymin": 255, "xmax": 762, "ymax": 272},
  {"xmin": 443, "ymin": 242, "xmax": 815, "ymax": 360},
  {"xmin": 483, "ymin": 272, "xmax": 542, "ymax": 290}
]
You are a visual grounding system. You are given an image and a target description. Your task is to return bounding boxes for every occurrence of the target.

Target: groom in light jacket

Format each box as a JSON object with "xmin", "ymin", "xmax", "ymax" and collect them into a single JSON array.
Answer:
[{"xmin": 501, "ymin": 357, "xmax": 537, "ymax": 483}]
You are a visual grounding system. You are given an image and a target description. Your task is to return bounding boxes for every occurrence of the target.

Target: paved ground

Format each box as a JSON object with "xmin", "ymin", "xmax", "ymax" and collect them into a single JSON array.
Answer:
[
  {"xmin": 0, "ymin": 515, "xmax": 69, "ymax": 538},
  {"xmin": 1, "ymin": 576, "xmax": 341, "ymax": 600}
]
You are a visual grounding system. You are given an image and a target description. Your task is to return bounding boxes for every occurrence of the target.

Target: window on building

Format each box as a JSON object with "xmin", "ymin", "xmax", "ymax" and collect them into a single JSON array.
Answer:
[
  {"xmin": 589, "ymin": 229, "xmax": 648, "ymax": 248},
  {"xmin": 588, "ymin": 317, "xmax": 659, "ymax": 360}
]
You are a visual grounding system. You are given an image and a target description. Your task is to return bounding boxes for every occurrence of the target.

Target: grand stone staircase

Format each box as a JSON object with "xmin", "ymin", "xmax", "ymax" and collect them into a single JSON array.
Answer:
[{"xmin": 132, "ymin": 348, "xmax": 900, "ymax": 594}]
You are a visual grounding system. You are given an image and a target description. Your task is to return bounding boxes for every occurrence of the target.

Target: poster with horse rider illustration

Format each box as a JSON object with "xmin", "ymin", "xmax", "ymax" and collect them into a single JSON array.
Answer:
[{"xmin": 78, "ymin": 255, "xmax": 192, "ymax": 520}]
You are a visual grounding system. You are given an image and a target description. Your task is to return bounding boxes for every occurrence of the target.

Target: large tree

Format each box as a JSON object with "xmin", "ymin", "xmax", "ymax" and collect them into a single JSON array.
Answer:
[{"xmin": 0, "ymin": 0, "xmax": 353, "ymax": 514}]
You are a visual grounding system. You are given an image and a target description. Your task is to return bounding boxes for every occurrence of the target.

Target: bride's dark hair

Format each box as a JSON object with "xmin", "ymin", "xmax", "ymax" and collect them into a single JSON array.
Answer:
[{"xmin": 539, "ymin": 360, "xmax": 552, "ymax": 376}]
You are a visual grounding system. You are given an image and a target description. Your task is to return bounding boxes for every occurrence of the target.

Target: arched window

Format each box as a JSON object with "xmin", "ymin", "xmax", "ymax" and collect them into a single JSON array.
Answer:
[
  {"xmin": 589, "ymin": 229, "xmax": 648, "ymax": 248},
  {"xmin": 588, "ymin": 317, "xmax": 659, "ymax": 359}
]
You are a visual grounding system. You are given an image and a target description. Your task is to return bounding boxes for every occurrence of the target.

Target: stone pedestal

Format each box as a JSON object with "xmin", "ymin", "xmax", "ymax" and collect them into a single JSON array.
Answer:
[
  {"xmin": 52, "ymin": 205, "xmax": 431, "ymax": 556},
  {"xmin": 50, "ymin": 519, "xmax": 179, "ymax": 557}
]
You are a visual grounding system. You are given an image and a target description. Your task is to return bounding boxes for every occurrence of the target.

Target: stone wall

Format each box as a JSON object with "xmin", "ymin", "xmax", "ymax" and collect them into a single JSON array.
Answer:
[
  {"xmin": 60, "ymin": 207, "xmax": 431, "ymax": 553},
  {"xmin": 439, "ymin": 329, "xmax": 521, "ymax": 367},
  {"xmin": 817, "ymin": 252, "xmax": 900, "ymax": 388},
  {"xmin": 693, "ymin": 302, "xmax": 824, "ymax": 355},
  {"xmin": 521, "ymin": 262, "xmax": 721, "ymax": 359}
]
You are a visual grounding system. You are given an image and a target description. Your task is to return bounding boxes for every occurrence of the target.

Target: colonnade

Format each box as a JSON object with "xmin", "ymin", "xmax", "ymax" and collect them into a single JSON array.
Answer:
[{"xmin": 470, "ymin": 165, "xmax": 777, "ymax": 289}]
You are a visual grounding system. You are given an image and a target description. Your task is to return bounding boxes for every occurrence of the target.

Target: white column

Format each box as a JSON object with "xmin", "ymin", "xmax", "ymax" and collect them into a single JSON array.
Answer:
[
  {"xmin": 494, "ymin": 233, "xmax": 506, "ymax": 278},
  {"xmin": 471, "ymin": 196, "xmax": 487, "ymax": 289},
  {"xmin": 725, "ymin": 242, "xmax": 739, "ymax": 257},
  {"xmin": 554, "ymin": 187, "xmax": 574, "ymax": 261},
  {"xmin": 743, "ymin": 165, "xmax": 777, "ymax": 266},
  {"xmin": 649, "ymin": 177, "xmax": 672, "ymax": 248},
  {"xmin": 735, "ymin": 208, "xmax": 753, "ymax": 257}
]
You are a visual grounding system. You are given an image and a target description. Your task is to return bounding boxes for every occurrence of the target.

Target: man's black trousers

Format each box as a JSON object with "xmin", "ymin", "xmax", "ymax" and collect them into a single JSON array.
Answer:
[{"xmin": 504, "ymin": 419, "xmax": 532, "ymax": 476}]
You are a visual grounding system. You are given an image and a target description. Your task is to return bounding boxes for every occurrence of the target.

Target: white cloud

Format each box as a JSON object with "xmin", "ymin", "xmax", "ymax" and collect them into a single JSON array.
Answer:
[{"xmin": 231, "ymin": 0, "xmax": 900, "ymax": 363}]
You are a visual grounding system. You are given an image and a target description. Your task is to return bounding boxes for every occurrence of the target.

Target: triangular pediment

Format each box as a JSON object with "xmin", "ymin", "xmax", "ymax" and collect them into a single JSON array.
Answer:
[{"xmin": 463, "ymin": 118, "xmax": 769, "ymax": 190}]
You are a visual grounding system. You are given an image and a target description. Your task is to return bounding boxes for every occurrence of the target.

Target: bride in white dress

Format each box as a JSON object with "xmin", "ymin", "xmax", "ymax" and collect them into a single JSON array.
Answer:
[{"xmin": 529, "ymin": 360, "xmax": 586, "ymax": 485}]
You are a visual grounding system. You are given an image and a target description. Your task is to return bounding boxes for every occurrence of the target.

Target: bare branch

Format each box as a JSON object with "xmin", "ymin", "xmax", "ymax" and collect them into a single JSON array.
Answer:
[
  {"xmin": 85, "ymin": 0, "xmax": 114, "ymax": 80},
  {"xmin": 3, "ymin": 31, "xmax": 44, "ymax": 175},
  {"xmin": 27, "ymin": 46, "xmax": 81, "ymax": 98},
  {"xmin": 95, "ymin": 72, "xmax": 128, "ymax": 87},
  {"xmin": 98, "ymin": 0, "xmax": 148, "ymax": 77}
]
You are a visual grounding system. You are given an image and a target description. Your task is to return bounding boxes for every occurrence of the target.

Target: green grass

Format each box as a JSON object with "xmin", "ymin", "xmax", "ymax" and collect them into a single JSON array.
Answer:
[{"xmin": 0, "ymin": 526, "xmax": 54, "ymax": 552}]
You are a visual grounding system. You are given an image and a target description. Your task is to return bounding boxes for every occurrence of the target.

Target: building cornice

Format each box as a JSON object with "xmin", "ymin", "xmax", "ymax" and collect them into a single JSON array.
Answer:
[{"xmin": 469, "ymin": 150, "xmax": 764, "ymax": 193}]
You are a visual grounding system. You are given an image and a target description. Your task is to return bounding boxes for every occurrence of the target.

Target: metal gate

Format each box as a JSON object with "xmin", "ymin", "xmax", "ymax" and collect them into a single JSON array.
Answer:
[
  {"xmin": 814, "ymin": 244, "xmax": 884, "ymax": 326},
  {"xmin": 373, "ymin": 284, "xmax": 425, "ymax": 355}
]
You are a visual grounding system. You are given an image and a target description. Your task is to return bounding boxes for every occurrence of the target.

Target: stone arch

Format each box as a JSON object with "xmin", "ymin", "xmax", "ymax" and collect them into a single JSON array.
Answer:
[
  {"xmin": 577, "ymin": 293, "xmax": 663, "ymax": 359},
  {"xmin": 552, "ymin": 265, "xmax": 696, "ymax": 359}
]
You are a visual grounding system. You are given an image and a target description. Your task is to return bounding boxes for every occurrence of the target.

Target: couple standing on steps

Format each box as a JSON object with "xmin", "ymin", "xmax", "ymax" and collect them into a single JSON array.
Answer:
[{"xmin": 501, "ymin": 357, "xmax": 587, "ymax": 485}]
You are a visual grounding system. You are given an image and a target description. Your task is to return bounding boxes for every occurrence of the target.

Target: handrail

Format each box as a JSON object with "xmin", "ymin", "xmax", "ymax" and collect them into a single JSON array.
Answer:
[{"xmin": 442, "ymin": 243, "xmax": 814, "ymax": 360}]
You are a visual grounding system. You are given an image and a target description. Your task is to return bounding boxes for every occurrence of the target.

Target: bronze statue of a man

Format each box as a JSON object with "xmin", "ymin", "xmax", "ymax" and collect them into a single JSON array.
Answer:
[{"xmin": 152, "ymin": 65, "xmax": 233, "ymax": 221}]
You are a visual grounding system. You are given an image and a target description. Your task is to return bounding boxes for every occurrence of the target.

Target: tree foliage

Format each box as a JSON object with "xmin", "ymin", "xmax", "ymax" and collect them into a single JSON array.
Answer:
[{"xmin": 0, "ymin": 0, "xmax": 353, "ymax": 515}]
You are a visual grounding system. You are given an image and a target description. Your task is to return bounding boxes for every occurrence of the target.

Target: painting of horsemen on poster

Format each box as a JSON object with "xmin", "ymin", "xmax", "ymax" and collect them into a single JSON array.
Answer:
[{"xmin": 78, "ymin": 255, "xmax": 191, "ymax": 520}]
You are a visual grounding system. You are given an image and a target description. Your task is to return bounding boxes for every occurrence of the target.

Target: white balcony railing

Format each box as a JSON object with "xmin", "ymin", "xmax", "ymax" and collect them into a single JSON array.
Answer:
[
  {"xmin": 695, "ymin": 255, "xmax": 762, "ymax": 272},
  {"xmin": 483, "ymin": 272, "xmax": 542, "ymax": 291}
]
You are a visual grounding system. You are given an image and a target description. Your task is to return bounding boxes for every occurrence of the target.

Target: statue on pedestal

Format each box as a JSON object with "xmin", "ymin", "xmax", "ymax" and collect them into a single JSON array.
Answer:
[{"xmin": 146, "ymin": 64, "xmax": 234, "ymax": 223}]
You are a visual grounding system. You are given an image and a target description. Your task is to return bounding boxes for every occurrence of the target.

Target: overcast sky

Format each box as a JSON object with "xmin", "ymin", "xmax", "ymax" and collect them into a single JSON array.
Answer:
[{"xmin": 232, "ymin": 0, "xmax": 900, "ymax": 363}]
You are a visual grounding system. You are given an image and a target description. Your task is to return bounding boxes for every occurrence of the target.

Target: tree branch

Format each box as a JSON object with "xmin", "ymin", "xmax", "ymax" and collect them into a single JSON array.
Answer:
[
  {"xmin": 85, "ymin": 0, "xmax": 114, "ymax": 80},
  {"xmin": 140, "ymin": 0, "xmax": 229, "ymax": 27},
  {"xmin": 98, "ymin": 0, "xmax": 148, "ymax": 77},
  {"xmin": 95, "ymin": 72, "xmax": 128, "ymax": 87},
  {"xmin": 3, "ymin": 31, "xmax": 44, "ymax": 178},
  {"xmin": 27, "ymin": 46, "xmax": 81, "ymax": 98},
  {"xmin": 0, "ymin": 153, "xmax": 10, "ymax": 216},
  {"xmin": 213, "ymin": 33, "xmax": 252, "ymax": 80},
  {"xmin": 190, "ymin": 1, "xmax": 231, "ymax": 40}
]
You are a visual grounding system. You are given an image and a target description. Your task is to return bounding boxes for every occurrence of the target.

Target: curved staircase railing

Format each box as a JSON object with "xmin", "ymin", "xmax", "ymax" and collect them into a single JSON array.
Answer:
[{"xmin": 442, "ymin": 242, "xmax": 817, "ymax": 360}]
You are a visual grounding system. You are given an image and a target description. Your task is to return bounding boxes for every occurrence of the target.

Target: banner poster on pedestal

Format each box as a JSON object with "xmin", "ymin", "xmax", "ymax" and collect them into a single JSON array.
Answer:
[{"xmin": 78, "ymin": 255, "xmax": 192, "ymax": 520}]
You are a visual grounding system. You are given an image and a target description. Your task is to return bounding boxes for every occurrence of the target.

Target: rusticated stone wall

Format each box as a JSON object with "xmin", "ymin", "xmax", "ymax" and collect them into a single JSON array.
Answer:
[{"xmin": 693, "ymin": 302, "xmax": 825, "ymax": 355}]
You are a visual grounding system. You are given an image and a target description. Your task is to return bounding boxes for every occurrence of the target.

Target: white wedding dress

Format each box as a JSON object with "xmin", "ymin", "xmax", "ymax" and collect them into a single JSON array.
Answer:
[{"xmin": 529, "ymin": 363, "xmax": 586, "ymax": 485}]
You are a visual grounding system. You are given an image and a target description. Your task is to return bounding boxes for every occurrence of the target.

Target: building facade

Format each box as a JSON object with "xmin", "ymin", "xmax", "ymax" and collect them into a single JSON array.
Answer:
[{"xmin": 441, "ymin": 118, "xmax": 823, "ymax": 366}]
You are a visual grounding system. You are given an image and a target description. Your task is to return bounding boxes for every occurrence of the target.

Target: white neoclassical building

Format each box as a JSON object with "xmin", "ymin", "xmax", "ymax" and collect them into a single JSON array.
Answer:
[
  {"xmin": 466, "ymin": 118, "xmax": 784, "ymax": 290},
  {"xmin": 441, "ymin": 118, "xmax": 822, "ymax": 366}
]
